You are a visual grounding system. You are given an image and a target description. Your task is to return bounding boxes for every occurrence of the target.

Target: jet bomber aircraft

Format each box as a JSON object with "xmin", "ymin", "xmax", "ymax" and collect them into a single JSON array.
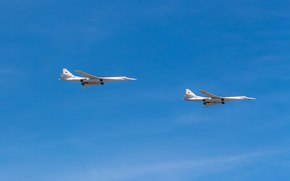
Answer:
[
  {"xmin": 184, "ymin": 89, "xmax": 255, "ymax": 108},
  {"xmin": 61, "ymin": 68, "xmax": 136, "ymax": 87}
]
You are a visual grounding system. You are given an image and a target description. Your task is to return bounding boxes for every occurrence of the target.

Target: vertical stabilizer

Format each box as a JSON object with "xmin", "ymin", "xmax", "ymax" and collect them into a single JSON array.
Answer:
[
  {"xmin": 185, "ymin": 89, "xmax": 197, "ymax": 98},
  {"xmin": 63, "ymin": 68, "xmax": 74, "ymax": 77}
]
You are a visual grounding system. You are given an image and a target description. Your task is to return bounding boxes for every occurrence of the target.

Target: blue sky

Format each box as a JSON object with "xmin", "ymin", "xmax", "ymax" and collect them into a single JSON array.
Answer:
[{"xmin": 1, "ymin": 0, "xmax": 290, "ymax": 180}]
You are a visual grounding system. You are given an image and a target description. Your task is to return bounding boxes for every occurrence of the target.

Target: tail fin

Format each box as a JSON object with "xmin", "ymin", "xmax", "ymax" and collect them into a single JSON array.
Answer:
[
  {"xmin": 185, "ymin": 89, "xmax": 197, "ymax": 98},
  {"xmin": 62, "ymin": 68, "xmax": 74, "ymax": 77}
]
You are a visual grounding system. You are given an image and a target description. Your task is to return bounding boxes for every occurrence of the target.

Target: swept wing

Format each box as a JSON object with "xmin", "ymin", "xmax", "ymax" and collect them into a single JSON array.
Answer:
[
  {"xmin": 75, "ymin": 70, "xmax": 99, "ymax": 79},
  {"xmin": 199, "ymin": 90, "xmax": 221, "ymax": 99}
]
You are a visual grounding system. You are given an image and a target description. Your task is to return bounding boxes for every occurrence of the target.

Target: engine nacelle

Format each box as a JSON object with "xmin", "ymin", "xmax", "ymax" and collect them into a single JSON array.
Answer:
[{"xmin": 80, "ymin": 78, "xmax": 89, "ymax": 82}]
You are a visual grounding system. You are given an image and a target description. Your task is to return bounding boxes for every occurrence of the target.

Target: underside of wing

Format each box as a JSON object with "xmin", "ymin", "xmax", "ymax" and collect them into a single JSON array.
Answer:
[
  {"xmin": 199, "ymin": 90, "xmax": 220, "ymax": 99},
  {"xmin": 203, "ymin": 102, "xmax": 219, "ymax": 108},
  {"xmin": 75, "ymin": 70, "xmax": 99, "ymax": 79},
  {"xmin": 81, "ymin": 82, "xmax": 102, "ymax": 87}
]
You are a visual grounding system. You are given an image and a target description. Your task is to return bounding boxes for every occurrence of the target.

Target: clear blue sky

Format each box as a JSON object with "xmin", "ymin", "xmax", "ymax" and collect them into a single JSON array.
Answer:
[{"xmin": 1, "ymin": 0, "xmax": 290, "ymax": 180}]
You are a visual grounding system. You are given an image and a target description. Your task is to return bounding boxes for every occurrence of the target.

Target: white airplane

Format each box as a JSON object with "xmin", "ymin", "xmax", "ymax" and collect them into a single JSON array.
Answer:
[
  {"xmin": 184, "ymin": 89, "xmax": 255, "ymax": 108},
  {"xmin": 60, "ymin": 68, "xmax": 136, "ymax": 87}
]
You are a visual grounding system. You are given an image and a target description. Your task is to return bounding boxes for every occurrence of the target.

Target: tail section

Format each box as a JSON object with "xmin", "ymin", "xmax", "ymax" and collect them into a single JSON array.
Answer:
[
  {"xmin": 185, "ymin": 89, "xmax": 198, "ymax": 98},
  {"xmin": 61, "ymin": 68, "xmax": 75, "ymax": 80},
  {"xmin": 63, "ymin": 68, "xmax": 74, "ymax": 77}
]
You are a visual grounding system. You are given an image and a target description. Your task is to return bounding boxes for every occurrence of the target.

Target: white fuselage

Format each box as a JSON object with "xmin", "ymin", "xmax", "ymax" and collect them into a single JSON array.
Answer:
[
  {"xmin": 184, "ymin": 96, "xmax": 255, "ymax": 104},
  {"xmin": 60, "ymin": 68, "xmax": 136, "ymax": 87},
  {"xmin": 61, "ymin": 74, "xmax": 136, "ymax": 87},
  {"xmin": 61, "ymin": 75, "xmax": 84, "ymax": 82}
]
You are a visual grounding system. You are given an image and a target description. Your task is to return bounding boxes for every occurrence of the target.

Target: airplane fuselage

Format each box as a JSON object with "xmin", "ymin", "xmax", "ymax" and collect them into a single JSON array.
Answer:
[
  {"xmin": 61, "ymin": 69, "xmax": 136, "ymax": 87},
  {"xmin": 184, "ymin": 96, "xmax": 255, "ymax": 105}
]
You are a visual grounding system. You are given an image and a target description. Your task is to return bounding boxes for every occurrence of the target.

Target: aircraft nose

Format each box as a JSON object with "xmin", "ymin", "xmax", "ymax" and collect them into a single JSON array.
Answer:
[
  {"xmin": 246, "ymin": 97, "xmax": 256, "ymax": 100},
  {"xmin": 125, "ymin": 77, "xmax": 137, "ymax": 81}
]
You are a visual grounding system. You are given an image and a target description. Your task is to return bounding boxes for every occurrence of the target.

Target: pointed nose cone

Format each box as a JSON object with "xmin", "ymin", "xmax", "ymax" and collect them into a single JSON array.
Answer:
[
  {"xmin": 125, "ymin": 77, "xmax": 137, "ymax": 81},
  {"xmin": 246, "ymin": 97, "xmax": 256, "ymax": 100}
]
